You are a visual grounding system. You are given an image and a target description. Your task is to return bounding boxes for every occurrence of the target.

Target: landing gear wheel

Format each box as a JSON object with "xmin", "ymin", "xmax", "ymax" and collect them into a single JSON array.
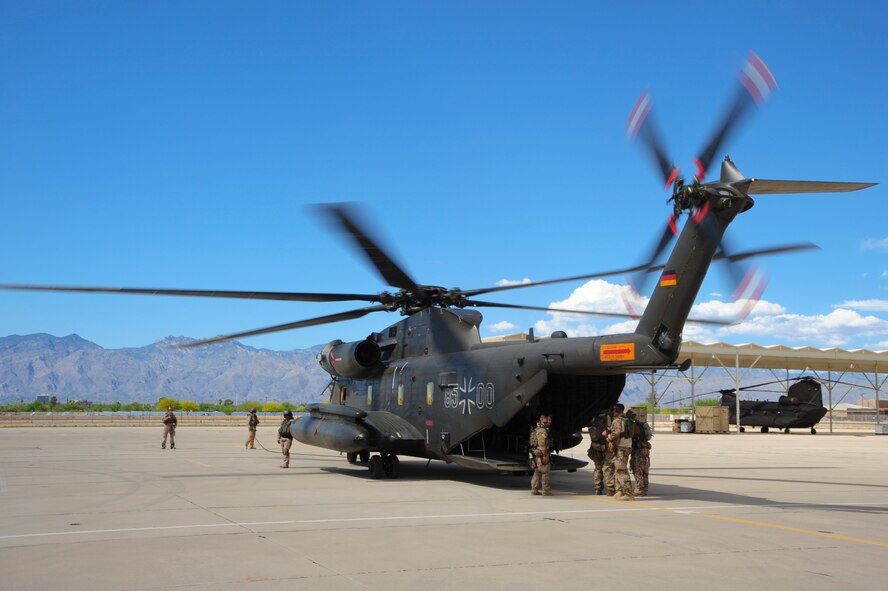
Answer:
[
  {"xmin": 384, "ymin": 455, "xmax": 401, "ymax": 479},
  {"xmin": 739, "ymin": 426, "xmax": 746, "ymax": 433},
  {"xmin": 347, "ymin": 452, "xmax": 358, "ymax": 464},
  {"xmin": 811, "ymin": 427, "xmax": 817, "ymax": 435},
  {"xmin": 761, "ymin": 426, "xmax": 769, "ymax": 433},
  {"xmin": 359, "ymin": 450, "xmax": 370, "ymax": 463},
  {"xmin": 784, "ymin": 427, "xmax": 790, "ymax": 434},
  {"xmin": 368, "ymin": 455, "xmax": 386, "ymax": 479}
]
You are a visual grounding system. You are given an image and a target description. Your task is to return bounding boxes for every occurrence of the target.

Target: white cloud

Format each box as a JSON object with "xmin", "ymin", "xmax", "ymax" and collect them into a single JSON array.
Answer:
[
  {"xmin": 495, "ymin": 278, "xmax": 532, "ymax": 287},
  {"xmin": 836, "ymin": 299, "xmax": 888, "ymax": 312},
  {"xmin": 862, "ymin": 237, "xmax": 888, "ymax": 250},
  {"xmin": 533, "ymin": 280, "xmax": 647, "ymax": 337},
  {"xmin": 488, "ymin": 321, "xmax": 518, "ymax": 332},
  {"xmin": 524, "ymin": 278, "xmax": 888, "ymax": 349}
]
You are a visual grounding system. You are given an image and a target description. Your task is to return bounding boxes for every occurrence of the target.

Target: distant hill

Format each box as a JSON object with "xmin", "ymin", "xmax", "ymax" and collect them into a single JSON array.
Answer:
[{"xmin": 0, "ymin": 334, "xmax": 330, "ymax": 404}]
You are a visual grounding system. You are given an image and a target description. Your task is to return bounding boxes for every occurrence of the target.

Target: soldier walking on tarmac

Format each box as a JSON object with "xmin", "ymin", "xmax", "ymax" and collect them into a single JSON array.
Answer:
[
  {"xmin": 161, "ymin": 407, "xmax": 177, "ymax": 450},
  {"xmin": 606, "ymin": 404, "xmax": 634, "ymax": 501},
  {"xmin": 277, "ymin": 410, "xmax": 295, "ymax": 468},
  {"xmin": 587, "ymin": 411, "xmax": 610, "ymax": 495},
  {"xmin": 245, "ymin": 408, "xmax": 259, "ymax": 449},
  {"xmin": 529, "ymin": 413, "xmax": 554, "ymax": 496}
]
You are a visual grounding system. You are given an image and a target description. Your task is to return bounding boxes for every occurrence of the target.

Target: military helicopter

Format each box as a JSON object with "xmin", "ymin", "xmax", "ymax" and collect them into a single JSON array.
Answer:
[
  {"xmin": 718, "ymin": 377, "xmax": 827, "ymax": 434},
  {"xmin": 1, "ymin": 53, "xmax": 874, "ymax": 478}
]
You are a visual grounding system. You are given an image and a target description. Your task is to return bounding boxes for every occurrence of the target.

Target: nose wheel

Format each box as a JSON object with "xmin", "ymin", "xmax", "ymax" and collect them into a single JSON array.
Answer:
[{"xmin": 368, "ymin": 454, "xmax": 400, "ymax": 479}]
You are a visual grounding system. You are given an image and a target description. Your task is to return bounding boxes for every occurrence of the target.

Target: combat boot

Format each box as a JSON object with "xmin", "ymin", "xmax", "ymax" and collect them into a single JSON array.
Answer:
[
  {"xmin": 170, "ymin": 444, "xmax": 175, "ymax": 450},
  {"xmin": 161, "ymin": 443, "xmax": 166, "ymax": 449}
]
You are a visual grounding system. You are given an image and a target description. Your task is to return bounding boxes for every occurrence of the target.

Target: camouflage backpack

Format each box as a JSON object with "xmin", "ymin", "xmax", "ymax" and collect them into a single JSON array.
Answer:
[
  {"xmin": 589, "ymin": 414, "xmax": 608, "ymax": 442},
  {"xmin": 528, "ymin": 425, "xmax": 540, "ymax": 449},
  {"xmin": 620, "ymin": 416, "xmax": 635, "ymax": 439}
]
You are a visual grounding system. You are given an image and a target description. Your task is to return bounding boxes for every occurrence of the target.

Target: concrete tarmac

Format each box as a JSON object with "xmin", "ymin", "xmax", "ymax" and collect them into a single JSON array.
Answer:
[{"xmin": 1, "ymin": 426, "xmax": 886, "ymax": 590}]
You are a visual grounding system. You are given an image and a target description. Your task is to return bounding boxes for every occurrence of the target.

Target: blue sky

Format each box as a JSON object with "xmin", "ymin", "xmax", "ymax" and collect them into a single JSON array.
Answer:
[{"xmin": 2, "ymin": 1, "xmax": 886, "ymax": 351}]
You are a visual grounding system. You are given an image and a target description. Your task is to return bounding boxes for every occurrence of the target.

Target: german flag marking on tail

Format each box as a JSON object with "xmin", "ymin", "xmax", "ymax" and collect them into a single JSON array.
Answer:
[
  {"xmin": 600, "ymin": 343, "xmax": 636, "ymax": 362},
  {"xmin": 660, "ymin": 271, "xmax": 677, "ymax": 287}
]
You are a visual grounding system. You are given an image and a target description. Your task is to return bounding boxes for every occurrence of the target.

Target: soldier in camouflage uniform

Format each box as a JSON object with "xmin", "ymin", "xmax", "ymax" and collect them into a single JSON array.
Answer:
[
  {"xmin": 602, "ymin": 408, "xmax": 617, "ymax": 495},
  {"xmin": 277, "ymin": 410, "xmax": 295, "ymax": 468},
  {"xmin": 245, "ymin": 409, "xmax": 259, "ymax": 449},
  {"xmin": 161, "ymin": 407, "xmax": 177, "ymax": 450},
  {"xmin": 606, "ymin": 404, "xmax": 633, "ymax": 501},
  {"xmin": 529, "ymin": 413, "xmax": 553, "ymax": 496},
  {"xmin": 630, "ymin": 412, "xmax": 652, "ymax": 496},
  {"xmin": 587, "ymin": 411, "xmax": 610, "ymax": 495}
]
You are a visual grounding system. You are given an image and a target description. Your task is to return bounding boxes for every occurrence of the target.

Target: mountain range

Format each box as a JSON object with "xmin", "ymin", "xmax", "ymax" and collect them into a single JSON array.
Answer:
[{"xmin": 0, "ymin": 334, "xmax": 330, "ymax": 405}]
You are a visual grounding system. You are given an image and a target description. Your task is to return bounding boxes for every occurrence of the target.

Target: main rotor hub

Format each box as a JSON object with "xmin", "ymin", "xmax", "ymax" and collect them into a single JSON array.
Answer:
[{"xmin": 390, "ymin": 285, "xmax": 468, "ymax": 315}]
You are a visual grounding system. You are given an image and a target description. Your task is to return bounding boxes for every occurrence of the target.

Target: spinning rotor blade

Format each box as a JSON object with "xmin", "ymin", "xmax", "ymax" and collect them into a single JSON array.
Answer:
[
  {"xmin": 626, "ymin": 219, "xmax": 679, "ymax": 296},
  {"xmin": 746, "ymin": 179, "xmax": 877, "ymax": 194},
  {"xmin": 174, "ymin": 305, "xmax": 390, "ymax": 349},
  {"xmin": 694, "ymin": 52, "xmax": 777, "ymax": 181},
  {"xmin": 465, "ymin": 300, "xmax": 735, "ymax": 326},
  {"xmin": 0, "ymin": 284, "xmax": 383, "ymax": 303},
  {"xmin": 714, "ymin": 241, "xmax": 819, "ymax": 264},
  {"xmin": 627, "ymin": 90, "xmax": 680, "ymax": 189},
  {"xmin": 461, "ymin": 261, "xmax": 661, "ymax": 298},
  {"xmin": 461, "ymin": 240, "xmax": 819, "ymax": 304},
  {"xmin": 320, "ymin": 203, "xmax": 419, "ymax": 290}
]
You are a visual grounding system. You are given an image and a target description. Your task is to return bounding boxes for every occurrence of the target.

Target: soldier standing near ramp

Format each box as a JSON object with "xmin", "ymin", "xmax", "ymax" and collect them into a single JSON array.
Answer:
[
  {"xmin": 529, "ymin": 413, "xmax": 553, "ymax": 496},
  {"xmin": 245, "ymin": 409, "xmax": 259, "ymax": 450},
  {"xmin": 587, "ymin": 411, "xmax": 610, "ymax": 495},
  {"xmin": 602, "ymin": 407, "xmax": 617, "ymax": 495},
  {"xmin": 630, "ymin": 411, "xmax": 652, "ymax": 496},
  {"xmin": 161, "ymin": 407, "xmax": 177, "ymax": 450},
  {"xmin": 606, "ymin": 404, "xmax": 633, "ymax": 501}
]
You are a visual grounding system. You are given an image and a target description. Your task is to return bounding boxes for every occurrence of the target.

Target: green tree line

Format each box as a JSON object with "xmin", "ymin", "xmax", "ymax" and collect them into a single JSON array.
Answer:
[{"xmin": 0, "ymin": 398, "xmax": 309, "ymax": 414}]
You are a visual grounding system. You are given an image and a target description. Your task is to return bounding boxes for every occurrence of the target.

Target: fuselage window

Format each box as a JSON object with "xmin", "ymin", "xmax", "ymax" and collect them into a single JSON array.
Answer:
[
  {"xmin": 367, "ymin": 385, "xmax": 373, "ymax": 406},
  {"xmin": 339, "ymin": 387, "xmax": 347, "ymax": 405},
  {"xmin": 397, "ymin": 383, "xmax": 405, "ymax": 406},
  {"xmin": 426, "ymin": 382, "xmax": 434, "ymax": 406}
]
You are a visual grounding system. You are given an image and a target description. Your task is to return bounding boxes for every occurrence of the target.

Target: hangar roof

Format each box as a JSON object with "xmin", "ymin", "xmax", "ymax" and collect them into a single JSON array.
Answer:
[{"xmin": 678, "ymin": 341, "xmax": 888, "ymax": 374}]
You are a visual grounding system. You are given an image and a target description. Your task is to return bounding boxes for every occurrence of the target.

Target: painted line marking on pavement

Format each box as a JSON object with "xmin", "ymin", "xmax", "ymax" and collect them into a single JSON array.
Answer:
[
  {"xmin": 700, "ymin": 513, "xmax": 888, "ymax": 549},
  {"xmin": 583, "ymin": 495, "xmax": 888, "ymax": 548},
  {"xmin": 184, "ymin": 459, "xmax": 213, "ymax": 468},
  {"xmin": 2, "ymin": 501, "xmax": 888, "ymax": 542}
]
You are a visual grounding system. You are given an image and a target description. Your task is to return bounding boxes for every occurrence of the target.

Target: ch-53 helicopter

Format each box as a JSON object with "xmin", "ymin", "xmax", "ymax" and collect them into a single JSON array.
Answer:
[
  {"xmin": 717, "ymin": 377, "xmax": 828, "ymax": 434},
  {"xmin": 1, "ymin": 53, "xmax": 874, "ymax": 478}
]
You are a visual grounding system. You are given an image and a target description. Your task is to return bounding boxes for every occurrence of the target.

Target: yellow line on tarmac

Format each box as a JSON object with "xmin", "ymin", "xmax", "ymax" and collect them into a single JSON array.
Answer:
[
  {"xmin": 184, "ymin": 459, "xmax": 213, "ymax": 468},
  {"xmin": 700, "ymin": 513, "xmax": 888, "ymax": 548},
  {"xmin": 581, "ymin": 495, "xmax": 888, "ymax": 548}
]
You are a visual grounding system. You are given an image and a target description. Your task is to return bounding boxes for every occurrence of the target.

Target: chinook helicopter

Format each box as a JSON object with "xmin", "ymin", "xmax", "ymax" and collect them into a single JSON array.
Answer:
[
  {"xmin": 1, "ymin": 53, "xmax": 874, "ymax": 478},
  {"xmin": 718, "ymin": 377, "xmax": 828, "ymax": 434}
]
